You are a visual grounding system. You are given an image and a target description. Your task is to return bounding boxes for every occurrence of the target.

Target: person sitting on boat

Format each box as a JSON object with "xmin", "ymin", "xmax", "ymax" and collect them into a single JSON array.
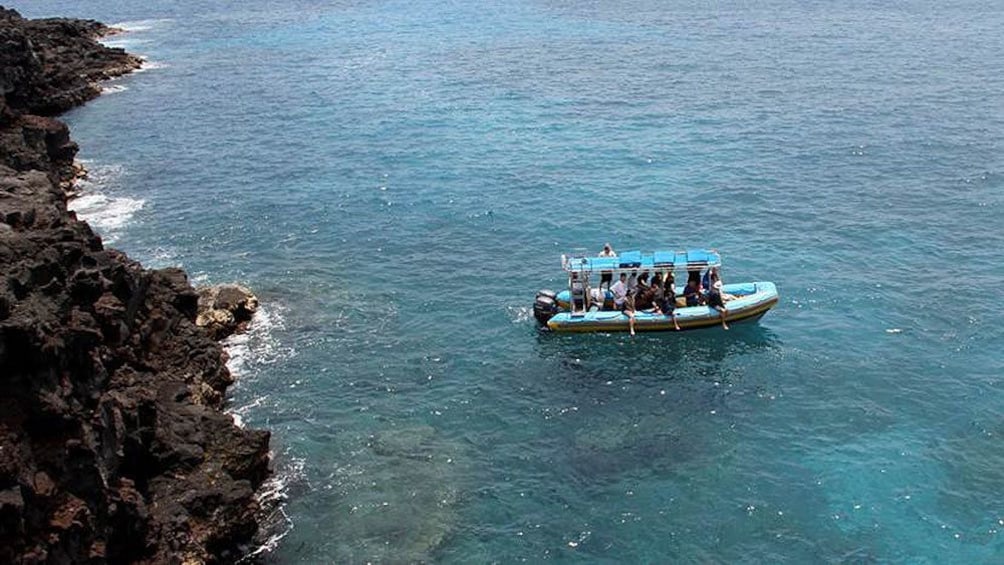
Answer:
[
  {"xmin": 626, "ymin": 270, "xmax": 639, "ymax": 297},
  {"xmin": 625, "ymin": 293, "xmax": 637, "ymax": 336},
  {"xmin": 634, "ymin": 287, "xmax": 652, "ymax": 311},
  {"xmin": 707, "ymin": 272, "xmax": 730, "ymax": 330},
  {"xmin": 598, "ymin": 243, "xmax": 616, "ymax": 290},
  {"xmin": 611, "ymin": 272, "xmax": 629, "ymax": 310},
  {"xmin": 684, "ymin": 276, "xmax": 703, "ymax": 307},
  {"xmin": 706, "ymin": 267, "xmax": 737, "ymax": 301},
  {"xmin": 650, "ymin": 275, "xmax": 664, "ymax": 307},
  {"xmin": 636, "ymin": 271, "xmax": 650, "ymax": 293},
  {"xmin": 638, "ymin": 272, "xmax": 662, "ymax": 311},
  {"xmin": 665, "ymin": 271, "xmax": 677, "ymax": 297},
  {"xmin": 589, "ymin": 286, "xmax": 605, "ymax": 311},
  {"xmin": 610, "ymin": 273, "xmax": 636, "ymax": 335},
  {"xmin": 656, "ymin": 272, "xmax": 682, "ymax": 330},
  {"xmin": 688, "ymin": 270, "xmax": 703, "ymax": 292}
]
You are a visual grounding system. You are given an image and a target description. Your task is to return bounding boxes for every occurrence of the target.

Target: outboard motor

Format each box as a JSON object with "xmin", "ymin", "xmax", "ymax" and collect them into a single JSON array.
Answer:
[{"xmin": 533, "ymin": 289, "xmax": 558, "ymax": 326}]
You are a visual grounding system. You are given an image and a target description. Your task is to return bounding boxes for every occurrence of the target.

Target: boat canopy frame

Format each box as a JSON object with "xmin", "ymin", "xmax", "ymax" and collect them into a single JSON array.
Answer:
[{"xmin": 561, "ymin": 249, "xmax": 722, "ymax": 276}]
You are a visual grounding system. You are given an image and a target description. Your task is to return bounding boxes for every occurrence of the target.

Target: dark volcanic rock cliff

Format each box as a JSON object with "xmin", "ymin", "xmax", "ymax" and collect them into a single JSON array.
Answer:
[{"xmin": 0, "ymin": 8, "xmax": 271, "ymax": 564}]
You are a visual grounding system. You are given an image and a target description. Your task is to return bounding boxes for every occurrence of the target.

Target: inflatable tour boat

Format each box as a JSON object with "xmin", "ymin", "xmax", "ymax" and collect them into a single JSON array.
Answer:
[{"xmin": 533, "ymin": 249, "xmax": 779, "ymax": 333}]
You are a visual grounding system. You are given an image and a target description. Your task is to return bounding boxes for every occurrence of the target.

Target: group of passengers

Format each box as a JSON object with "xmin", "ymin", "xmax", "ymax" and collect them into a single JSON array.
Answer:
[{"xmin": 586, "ymin": 243, "xmax": 730, "ymax": 334}]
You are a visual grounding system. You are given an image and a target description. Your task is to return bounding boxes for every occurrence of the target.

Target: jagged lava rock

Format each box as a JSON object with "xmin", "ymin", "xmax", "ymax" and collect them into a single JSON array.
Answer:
[
  {"xmin": 0, "ymin": 7, "xmax": 142, "ymax": 117},
  {"xmin": 0, "ymin": 8, "xmax": 271, "ymax": 564}
]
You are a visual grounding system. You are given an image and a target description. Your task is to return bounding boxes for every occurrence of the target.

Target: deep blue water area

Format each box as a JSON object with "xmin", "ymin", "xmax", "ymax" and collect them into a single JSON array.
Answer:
[{"xmin": 19, "ymin": 0, "xmax": 1004, "ymax": 561}]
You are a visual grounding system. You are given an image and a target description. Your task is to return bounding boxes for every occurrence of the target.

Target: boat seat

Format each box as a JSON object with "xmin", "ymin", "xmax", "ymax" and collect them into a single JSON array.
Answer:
[{"xmin": 618, "ymin": 250, "xmax": 642, "ymax": 268}]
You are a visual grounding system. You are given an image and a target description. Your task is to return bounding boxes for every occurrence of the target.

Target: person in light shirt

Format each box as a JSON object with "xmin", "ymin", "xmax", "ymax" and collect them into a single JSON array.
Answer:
[
  {"xmin": 598, "ymin": 243, "xmax": 616, "ymax": 290},
  {"xmin": 610, "ymin": 272, "xmax": 637, "ymax": 336},
  {"xmin": 610, "ymin": 272, "xmax": 628, "ymax": 310}
]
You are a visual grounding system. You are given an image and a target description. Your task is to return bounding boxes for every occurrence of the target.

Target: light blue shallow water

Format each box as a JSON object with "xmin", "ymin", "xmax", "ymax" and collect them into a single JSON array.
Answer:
[{"xmin": 20, "ymin": 0, "xmax": 1004, "ymax": 561}]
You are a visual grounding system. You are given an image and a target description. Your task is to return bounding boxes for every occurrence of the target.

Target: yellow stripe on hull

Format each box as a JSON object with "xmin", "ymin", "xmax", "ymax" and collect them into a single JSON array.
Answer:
[{"xmin": 547, "ymin": 296, "xmax": 778, "ymax": 333}]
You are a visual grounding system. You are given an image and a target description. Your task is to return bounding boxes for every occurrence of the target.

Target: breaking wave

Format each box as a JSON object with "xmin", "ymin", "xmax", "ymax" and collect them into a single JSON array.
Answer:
[{"xmin": 67, "ymin": 162, "xmax": 144, "ymax": 244}]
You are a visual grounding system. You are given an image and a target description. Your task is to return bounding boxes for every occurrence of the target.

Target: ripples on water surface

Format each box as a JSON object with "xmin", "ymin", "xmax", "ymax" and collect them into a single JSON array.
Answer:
[{"xmin": 22, "ymin": 0, "xmax": 1004, "ymax": 561}]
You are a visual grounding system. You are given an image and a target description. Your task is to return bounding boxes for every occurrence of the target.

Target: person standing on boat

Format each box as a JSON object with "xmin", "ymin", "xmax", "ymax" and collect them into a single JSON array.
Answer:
[
  {"xmin": 598, "ymin": 243, "xmax": 616, "ymax": 291},
  {"xmin": 707, "ymin": 272, "xmax": 730, "ymax": 330}
]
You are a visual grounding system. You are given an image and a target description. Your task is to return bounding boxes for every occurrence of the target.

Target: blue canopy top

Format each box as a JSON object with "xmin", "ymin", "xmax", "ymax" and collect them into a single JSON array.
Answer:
[{"xmin": 562, "ymin": 249, "xmax": 721, "ymax": 274}]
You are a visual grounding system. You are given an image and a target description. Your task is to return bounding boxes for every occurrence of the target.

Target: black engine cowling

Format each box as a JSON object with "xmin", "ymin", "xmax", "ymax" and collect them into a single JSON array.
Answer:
[{"xmin": 533, "ymin": 290, "xmax": 558, "ymax": 326}]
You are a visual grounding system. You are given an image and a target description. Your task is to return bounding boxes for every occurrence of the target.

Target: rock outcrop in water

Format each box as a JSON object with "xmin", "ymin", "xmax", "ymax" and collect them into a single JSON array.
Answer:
[
  {"xmin": 196, "ymin": 285, "xmax": 259, "ymax": 341},
  {"xmin": 0, "ymin": 8, "xmax": 270, "ymax": 564}
]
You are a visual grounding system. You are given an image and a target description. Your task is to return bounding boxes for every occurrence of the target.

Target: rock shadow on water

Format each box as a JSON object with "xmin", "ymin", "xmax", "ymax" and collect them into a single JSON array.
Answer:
[
  {"xmin": 528, "ymin": 328, "xmax": 783, "ymax": 486},
  {"xmin": 927, "ymin": 413, "xmax": 1004, "ymax": 550},
  {"xmin": 565, "ymin": 413, "xmax": 711, "ymax": 485},
  {"xmin": 321, "ymin": 424, "xmax": 469, "ymax": 564}
]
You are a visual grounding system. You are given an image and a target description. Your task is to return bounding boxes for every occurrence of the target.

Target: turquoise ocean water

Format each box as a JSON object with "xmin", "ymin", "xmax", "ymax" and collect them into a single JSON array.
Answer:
[{"xmin": 20, "ymin": 0, "xmax": 1004, "ymax": 561}]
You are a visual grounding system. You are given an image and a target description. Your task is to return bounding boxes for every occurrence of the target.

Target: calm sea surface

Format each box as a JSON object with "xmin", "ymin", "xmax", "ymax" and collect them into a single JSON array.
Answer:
[{"xmin": 20, "ymin": 0, "xmax": 1004, "ymax": 561}]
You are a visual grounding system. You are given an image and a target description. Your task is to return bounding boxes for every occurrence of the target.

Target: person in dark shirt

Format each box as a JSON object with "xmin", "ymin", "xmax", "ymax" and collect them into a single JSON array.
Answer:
[
  {"xmin": 636, "ymin": 271, "xmax": 650, "ymax": 292},
  {"xmin": 683, "ymin": 277, "xmax": 703, "ymax": 307},
  {"xmin": 570, "ymin": 272, "xmax": 588, "ymax": 312},
  {"xmin": 706, "ymin": 272, "xmax": 730, "ymax": 330},
  {"xmin": 634, "ymin": 272, "xmax": 653, "ymax": 309},
  {"xmin": 658, "ymin": 272, "xmax": 681, "ymax": 330}
]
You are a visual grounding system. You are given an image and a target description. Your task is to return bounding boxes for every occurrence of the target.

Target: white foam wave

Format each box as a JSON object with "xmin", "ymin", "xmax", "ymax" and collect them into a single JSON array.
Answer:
[
  {"xmin": 189, "ymin": 271, "xmax": 210, "ymax": 286},
  {"xmin": 144, "ymin": 247, "xmax": 182, "ymax": 270},
  {"xmin": 224, "ymin": 302, "xmax": 294, "ymax": 379},
  {"xmin": 101, "ymin": 84, "xmax": 128, "ymax": 94},
  {"xmin": 68, "ymin": 163, "xmax": 144, "ymax": 246},
  {"xmin": 134, "ymin": 60, "xmax": 167, "ymax": 73},
  {"xmin": 69, "ymin": 192, "xmax": 142, "ymax": 229},
  {"xmin": 99, "ymin": 37, "xmax": 150, "ymax": 50},
  {"xmin": 239, "ymin": 454, "xmax": 306, "ymax": 562},
  {"xmin": 507, "ymin": 305, "xmax": 533, "ymax": 324},
  {"xmin": 229, "ymin": 395, "xmax": 269, "ymax": 429},
  {"xmin": 100, "ymin": 18, "xmax": 170, "ymax": 51},
  {"xmin": 109, "ymin": 19, "xmax": 172, "ymax": 33},
  {"xmin": 220, "ymin": 302, "xmax": 298, "ymax": 559}
]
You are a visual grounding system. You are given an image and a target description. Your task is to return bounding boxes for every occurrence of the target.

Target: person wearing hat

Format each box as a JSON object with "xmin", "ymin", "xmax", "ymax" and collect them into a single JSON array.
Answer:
[{"xmin": 706, "ymin": 271, "xmax": 730, "ymax": 330}]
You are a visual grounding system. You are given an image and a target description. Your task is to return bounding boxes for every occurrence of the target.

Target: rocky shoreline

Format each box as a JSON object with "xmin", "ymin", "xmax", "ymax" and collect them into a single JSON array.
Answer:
[{"xmin": 1, "ymin": 8, "xmax": 272, "ymax": 564}]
